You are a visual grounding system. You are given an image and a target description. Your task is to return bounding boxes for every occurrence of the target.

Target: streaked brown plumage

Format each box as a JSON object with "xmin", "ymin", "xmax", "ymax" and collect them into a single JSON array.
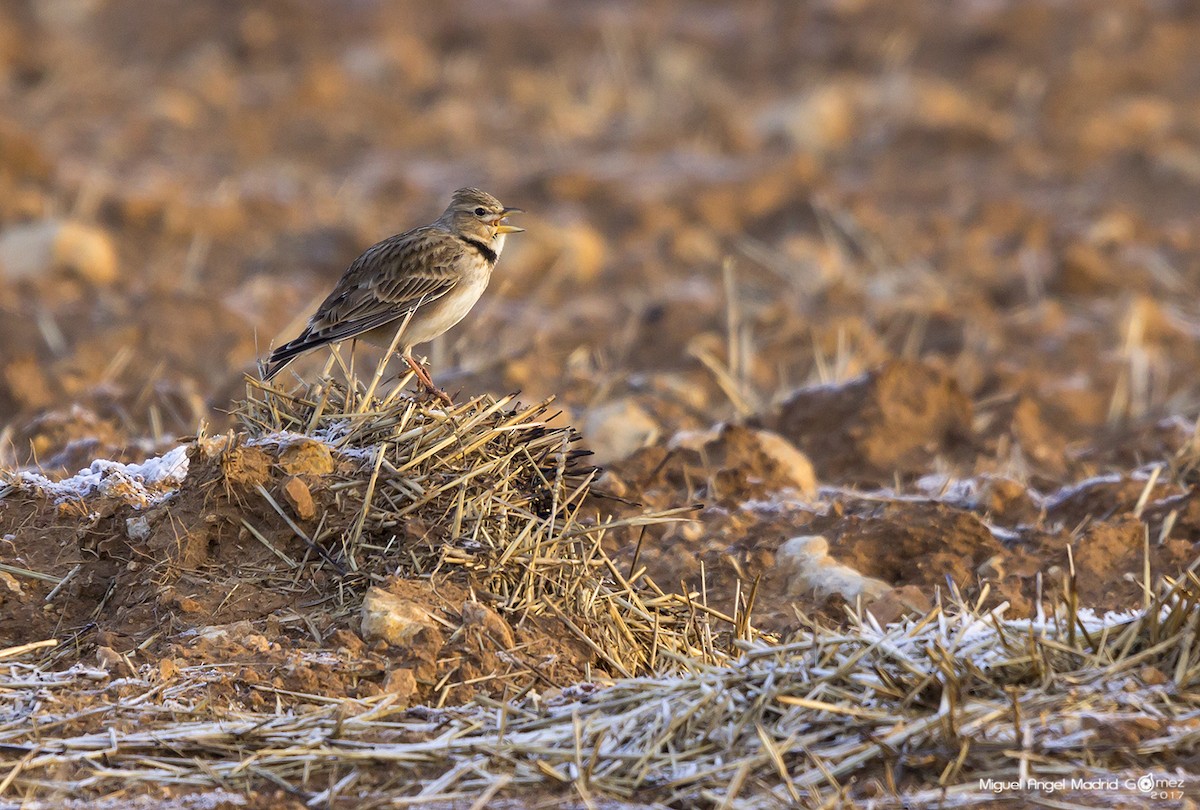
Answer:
[{"xmin": 262, "ymin": 188, "xmax": 523, "ymax": 401}]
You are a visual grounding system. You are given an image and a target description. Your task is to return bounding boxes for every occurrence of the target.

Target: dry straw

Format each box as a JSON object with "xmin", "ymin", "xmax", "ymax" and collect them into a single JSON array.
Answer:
[
  {"xmin": 4, "ymin": 358, "xmax": 1200, "ymax": 806},
  {"xmin": 236, "ymin": 359, "xmax": 729, "ymax": 677},
  {"xmin": 3, "ymin": 577, "xmax": 1200, "ymax": 806}
]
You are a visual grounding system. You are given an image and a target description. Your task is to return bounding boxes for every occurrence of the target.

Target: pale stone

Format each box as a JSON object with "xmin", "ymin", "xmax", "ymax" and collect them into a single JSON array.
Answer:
[
  {"xmin": 125, "ymin": 515, "xmax": 152, "ymax": 541},
  {"xmin": 0, "ymin": 220, "xmax": 118, "ymax": 285},
  {"xmin": 277, "ymin": 438, "xmax": 335, "ymax": 476},
  {"xmin": 581, "ymin": 398, "xmax": 660, "ymax": 466},
  {"xmin": 361, "ymin": 587, "xmax": 439, "ymax": 647},
  {"xmin": 281, "ymin": 476, "xmax": 316, "ymax": 521},
  {"xmin": 777, "ymin": 535, "xmax": 890, "ymax": 602}
]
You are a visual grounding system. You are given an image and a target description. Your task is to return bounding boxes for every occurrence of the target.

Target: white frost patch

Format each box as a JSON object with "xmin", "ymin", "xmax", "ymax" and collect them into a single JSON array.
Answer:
[
  {"xmin": 738, "ymin": 494, "xmax": 817, "ymax": 514},
  {"xmin": 12, "ymin": 445, "xmax": 190, "ymax": 507},
  {"xmin": 248, "ymin": 426, "xmax": 376, "ymax": 462},
  {"xmin": 854, "ymin": 601, "xmax": 1163, "ymax": 672}
]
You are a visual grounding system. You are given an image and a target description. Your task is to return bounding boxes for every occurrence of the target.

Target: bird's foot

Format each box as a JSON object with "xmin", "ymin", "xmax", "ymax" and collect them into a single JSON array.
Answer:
[
  {"xmin": 425, "ymin": 386, "xmax": 454, "ymax": 407},
  {"xmin": 404, "ymin": 354, "xmax": 454, "ymax": 407}
]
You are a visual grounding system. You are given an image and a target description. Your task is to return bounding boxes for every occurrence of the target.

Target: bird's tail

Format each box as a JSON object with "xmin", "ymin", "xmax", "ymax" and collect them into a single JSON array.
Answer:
[
  {"xmin": 260, "ymin": 337, "xmax": 313, "ymax": 381},
  {"xmin": 260, "ymin": 355, "xmax": 292, "ymax": 382}
]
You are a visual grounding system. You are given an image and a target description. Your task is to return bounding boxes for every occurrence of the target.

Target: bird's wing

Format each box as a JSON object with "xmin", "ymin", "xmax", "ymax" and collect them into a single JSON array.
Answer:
[
  {"xmin": 275, "ymin": 227, "xmax": 461, "ymax": 351},
  {"xmin": 304, "ymin": 227, "xmax": 464, "ymax": 343},
  {"xmin": 261, "ymin": 228, "xmax": 465, "ymax": 380}
]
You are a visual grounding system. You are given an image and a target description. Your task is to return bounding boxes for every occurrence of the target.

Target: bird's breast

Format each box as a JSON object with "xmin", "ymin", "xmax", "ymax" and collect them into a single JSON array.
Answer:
[{"xmin": 397, "ymin": 269, "xmax": 492, "ymax": 348}]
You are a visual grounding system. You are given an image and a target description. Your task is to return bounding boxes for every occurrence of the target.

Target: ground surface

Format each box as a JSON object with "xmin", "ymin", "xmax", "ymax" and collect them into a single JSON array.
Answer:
[{"xmin": 3, "ymin": 1, "xmax": 1200, "ymax": 807}]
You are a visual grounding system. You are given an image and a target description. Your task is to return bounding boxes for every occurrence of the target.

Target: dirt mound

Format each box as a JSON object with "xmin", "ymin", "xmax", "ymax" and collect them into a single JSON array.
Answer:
[
  {"xmin": 598, "ymin": 367, "xmax": 1200, "ymax": 635},
  {"xmin": 0, "ymin": 377, "xmax": 732, "ymax": 715},
  {"xmin": 770, "ymin": 359, "xmax": 974, "ymax": 483}
]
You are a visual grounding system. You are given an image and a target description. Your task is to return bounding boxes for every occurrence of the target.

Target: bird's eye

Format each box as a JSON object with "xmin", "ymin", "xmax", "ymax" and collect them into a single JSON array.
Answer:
[{"xmin": 474, "ymin": 207, "xmax": 486, "ymax": 216}]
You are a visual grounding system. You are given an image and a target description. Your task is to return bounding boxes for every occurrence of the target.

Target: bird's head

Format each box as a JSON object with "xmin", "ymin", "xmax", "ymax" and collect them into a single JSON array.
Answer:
[{"xmin": 440, "ymin": 187, "xmax": 524, "ymax": 249}]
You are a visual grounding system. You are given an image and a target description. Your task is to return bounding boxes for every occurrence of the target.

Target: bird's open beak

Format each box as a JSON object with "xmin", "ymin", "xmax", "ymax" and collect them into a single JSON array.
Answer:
[{"xmin": 492, "ymin": 206, "xmax": 525, "ymax": 234}]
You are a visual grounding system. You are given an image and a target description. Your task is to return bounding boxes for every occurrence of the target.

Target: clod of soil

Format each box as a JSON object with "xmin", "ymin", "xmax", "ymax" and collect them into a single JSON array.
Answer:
[{"xmin": 770, "ymin": 359, "xmax": 973, "ymax": 483}]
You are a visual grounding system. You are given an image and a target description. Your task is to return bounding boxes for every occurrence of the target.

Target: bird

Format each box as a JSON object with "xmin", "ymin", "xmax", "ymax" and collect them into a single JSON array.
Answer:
[{"xmin": 261, "ymin": 187, "xmax": 524, "ymax": 403}]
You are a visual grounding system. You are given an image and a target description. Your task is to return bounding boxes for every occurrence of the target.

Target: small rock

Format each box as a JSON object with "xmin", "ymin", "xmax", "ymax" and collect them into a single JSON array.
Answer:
[
  {"xmin": 580, "ymin": 398, "xmax": 660, "ymax": 466},
  {"xmin": 864, "ymin": 584, "xmax": 932, "ymax": 625},
  {"xmin": 281, "ymin": 475, "xmax": 316, "ymax": 521},
  {"xmin": 176, "ymin": 595, "xmax": 203, "ymax": 613},
  {"xmin": 460, "ymin": 600, "xmax": 515, "ymax": 648},
  {"xmin": 382, "ymin": 667, "xmax": 418, "ymax": 701},
  {"xmin": 0, "ymin": 570, "xmax": 23, "ymax": 596},
  {"xmin": 277, "ymin": 439, "xmax": 335, "ymax": 476},
  {"xmin": 707, "ymin": 424, "xmax": 817, "ymax": 498},
  {"xmin": 1080, "ymin": 95, "xmax": 1174, "ymax": 154},
  {"xmin": 1056, "ymin": 241, "xmax": 1120, "ymax": 295},
  {"xmin": 643, "ymin": 424, "xmax": 817, "ymax": 501},
  {"xmin": 361, "ymin": 587, "xmax": 442, "ymax": 647},
  {"xmin": 157, "ymin": 657, "xmax": 180, "ymax": 682},
  {"xmin": 3, "ymin": 356, "xmax": 54, "ymax": 410},
  {"xmin": 0, "ymin": 220, "xmax": 118, "ymax": 284},
  {"xmin": 219, "ymin": 445, "xmax": 272, "ymax": 489},
  {"xmin": 126, "ymin": 515, "xmax": 152, "ymax": 541},
  {"xmin": 192, "ymin": 622, "xmax": 271, "ymax": 653},
  {"xmin": 772, "ymin": 360, "xmax": 972, "ymax": 482},
  {"xmin": 756, "ymin": 79, "xmax": 861, "ymax": 153},
  {"xmin": 777, "ymin": 535, "xmax": 890, "ymax": 602},
  {"xmin": 1139, "ymin": 666, "xmax": 1169, "ymax": 686},
  {"xmin": 329, "ymin": 628, "xmax": 366, "ymax": 657},
  {"xmin": 194, "ymin": 620, "xmax": 256, "ymax": 644},
  {"xmin": 95, "ymin": 646, "xmax": 124, "ymax": 672}
]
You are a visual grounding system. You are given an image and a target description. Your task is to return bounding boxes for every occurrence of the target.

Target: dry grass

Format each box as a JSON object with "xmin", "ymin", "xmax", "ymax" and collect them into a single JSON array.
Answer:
[
  {"xmin": 5, "ymin": 361, "xmax": 1200, "ymax": 806},
  {"xmin": 3, "ymin": 570, "xmax": 1200, "ymax": 807},
  {"xmin": 236, "ymin": 360, "xmax": 742, "ymax": 678}
]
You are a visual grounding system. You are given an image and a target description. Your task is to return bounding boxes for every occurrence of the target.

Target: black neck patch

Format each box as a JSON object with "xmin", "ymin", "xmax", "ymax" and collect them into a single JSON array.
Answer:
[{"xmin": 460, "ymin": 236, "xmax": 498, "ymax": 265}]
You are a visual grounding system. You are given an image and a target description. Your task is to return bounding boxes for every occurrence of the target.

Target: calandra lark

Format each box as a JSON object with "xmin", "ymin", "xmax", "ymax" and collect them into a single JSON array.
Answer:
[{"xmin": 262, "ymin": 187, "xmax": 523, "ymax": 402}]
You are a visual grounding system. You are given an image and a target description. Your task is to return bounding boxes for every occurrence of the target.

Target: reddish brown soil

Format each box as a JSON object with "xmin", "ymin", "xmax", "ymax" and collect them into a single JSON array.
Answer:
[
  {"xmin": 4, "ymin": 1, "xmax": 1200, "ymax": 807},
  {"xmin": 0, "ymin": 439, "xmax": 593, "ymax": 720}
]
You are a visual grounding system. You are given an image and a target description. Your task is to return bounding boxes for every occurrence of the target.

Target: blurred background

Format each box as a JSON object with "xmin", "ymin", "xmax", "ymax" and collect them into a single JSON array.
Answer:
[{"xmin": 1, "ymin": 0, "xmax": 1199, "ymax": 477}]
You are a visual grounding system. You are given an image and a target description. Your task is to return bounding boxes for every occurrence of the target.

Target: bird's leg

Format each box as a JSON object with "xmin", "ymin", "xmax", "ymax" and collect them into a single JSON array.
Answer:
[
  {"xmin": 401, "ymin": 352, "xmax": 434, "ymax": 389},
  {"xmin": 403, "ymin": 352, "xmax": 453, "ymax": 406}
]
